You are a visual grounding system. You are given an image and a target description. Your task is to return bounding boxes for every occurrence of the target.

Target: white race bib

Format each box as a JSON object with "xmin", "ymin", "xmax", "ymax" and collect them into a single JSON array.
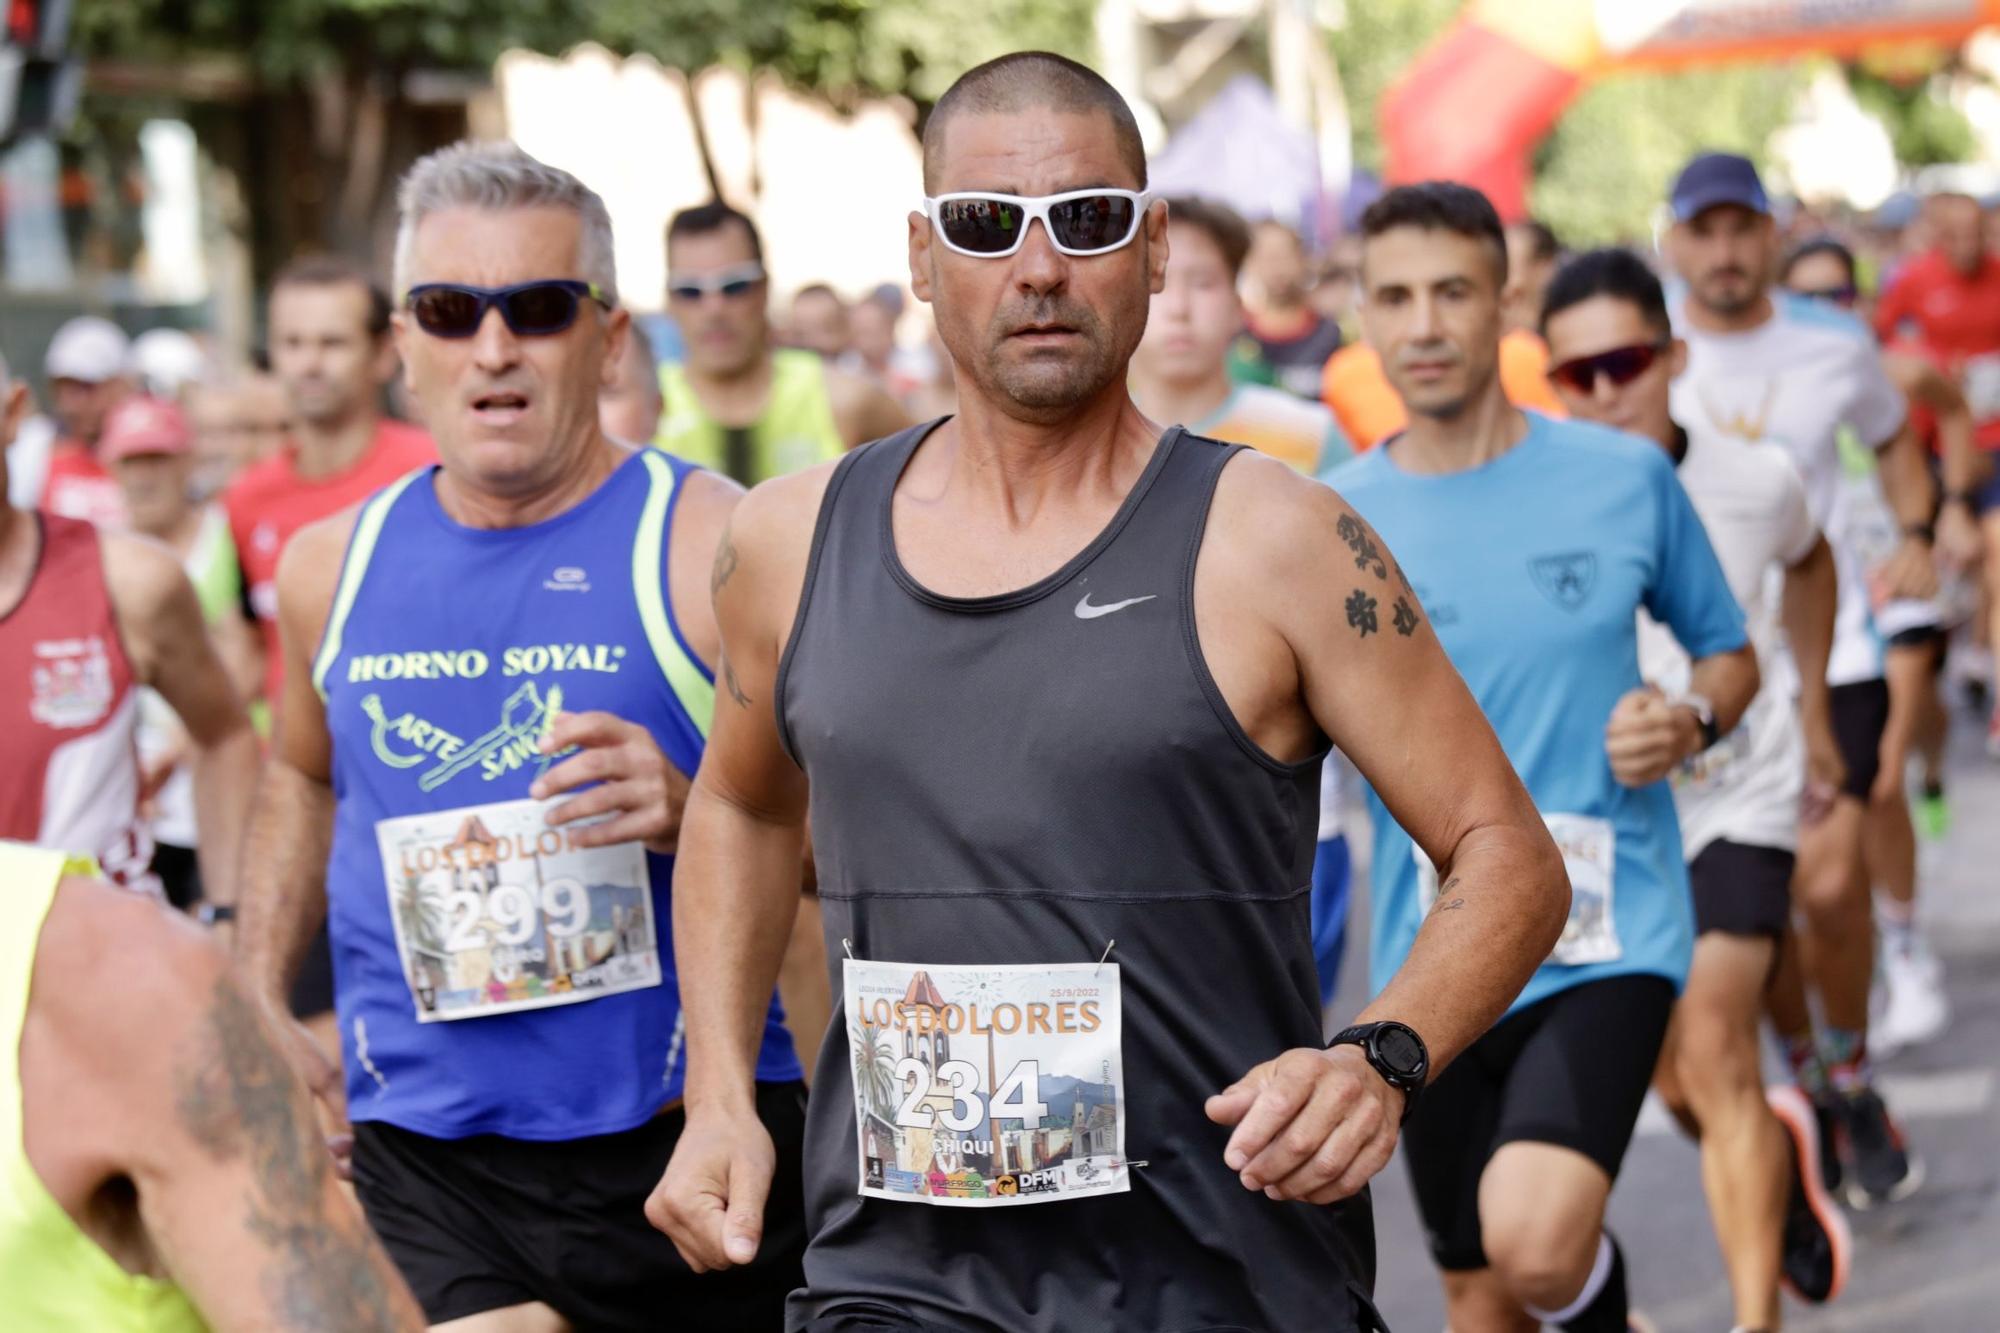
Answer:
[
  {"xmin": 374, "ymin": 797, "xmax": 660, "ymax": 1022},
  {"xmin": 843, "ymin": 958, "xmax": 1129, "ymax": 1207},
  {"xmin": 1964, "ymin": 352, "xmax": 2000, "ymax": 421},
  {"xmin": 1414, "ymin": 812, "xmax": 1620, "ymax": 967}
]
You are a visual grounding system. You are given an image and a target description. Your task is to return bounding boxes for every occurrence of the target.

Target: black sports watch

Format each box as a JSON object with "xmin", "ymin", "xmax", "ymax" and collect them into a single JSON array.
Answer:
[
  {"xmin": 1327, "ymin": 1020, "xmax": 1429, "ymax": 1123},
  {"xmin": 196, "ymin": 902, "xmax": 237, "ymax": 928}
]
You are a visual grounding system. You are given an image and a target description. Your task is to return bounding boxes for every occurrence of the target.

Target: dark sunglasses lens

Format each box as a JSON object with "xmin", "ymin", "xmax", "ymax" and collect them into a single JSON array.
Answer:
[
  {"xmin": 937, "ymin": 197, "xmax": 1027, "ymax": 253},
  {"xmin": 411, "ymin": 288, "xmax": 485, "ymax": 337},
  {"xmin": 1553, "ymin": 345, "xmax": 1657, "ymax": 394},
  {"xmin": 718, "ymin": 278, "xmax": 759, "ymax": 298},
  {"xmin": 501, "ymin": 284, "xmax": 582, "ymax": 335},
  {"xmin": 1802, "ymin": 285, "xmax": 1857, "ymax": 306},
  {"xmin": 668, "ymin": 284, "xmax": 704, "ymax": 302},
  {"xmin": 1048, "ymin": 194, "xmax": 1138, "ymax": 252}
]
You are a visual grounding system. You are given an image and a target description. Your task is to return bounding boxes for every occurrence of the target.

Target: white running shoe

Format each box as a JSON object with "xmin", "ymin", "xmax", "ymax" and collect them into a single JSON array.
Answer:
[{"xmin": 1875, "ymin": 935, "xmax": 1950, "ymax": 1055}]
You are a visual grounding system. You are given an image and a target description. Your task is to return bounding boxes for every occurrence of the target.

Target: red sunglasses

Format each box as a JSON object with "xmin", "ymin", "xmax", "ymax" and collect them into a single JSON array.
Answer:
[{"xmin": 1547, "ymin": 341, "xmax": 1669, "ymax": 395}]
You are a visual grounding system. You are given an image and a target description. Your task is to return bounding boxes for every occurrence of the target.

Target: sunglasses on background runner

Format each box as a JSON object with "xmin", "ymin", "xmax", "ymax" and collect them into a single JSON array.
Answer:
[
  {"xmin": 406, "ymin": 281, "xmax": 609, "ymax": 339},
  {"xmin": 1546, "ymin": 340, "xmax": 1671, "ymax": 395},
  {"xmin": 1794, "ymin": 284, "xmax": 1859, "ymax": 309},
  {"xmin": 667, "ymin": 264, "xmax": 768, "ymax": 302},
  {"xmin": 924, "ymin": 189, "xmax": 1154, "ymax": 258}
]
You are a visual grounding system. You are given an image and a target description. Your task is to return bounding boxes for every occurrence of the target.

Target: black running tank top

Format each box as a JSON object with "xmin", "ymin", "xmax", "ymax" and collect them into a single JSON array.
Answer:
[{"xmin": 777, "ymin": 424, "xmax": 1377, "ymax": 1332}]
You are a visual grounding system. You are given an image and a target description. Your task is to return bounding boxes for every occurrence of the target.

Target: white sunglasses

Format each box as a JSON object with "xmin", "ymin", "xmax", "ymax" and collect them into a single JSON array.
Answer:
[
  {"xmin": 667, "ymin": 263, "xmax": 767, "ymax": 302},
  {"xmin": 923, "ymin": 189, "xmax": 1155, "ymax": 258}
]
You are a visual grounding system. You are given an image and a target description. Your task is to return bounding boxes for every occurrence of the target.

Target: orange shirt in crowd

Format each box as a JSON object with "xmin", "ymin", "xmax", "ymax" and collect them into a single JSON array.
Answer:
[
  {"xmin": 224, "ymin": 419, "xmax": 436, "ymax": 706},
  {"xmin": 1322, "ymin": 329, "xmax": 1565, "ymax": 451}
]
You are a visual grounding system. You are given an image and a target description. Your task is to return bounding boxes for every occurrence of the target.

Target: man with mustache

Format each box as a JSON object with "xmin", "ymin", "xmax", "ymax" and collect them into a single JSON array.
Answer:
[
  {"xmin": 1329, "ymin": 183, "xmax": 1759, "ymax": 1333},
  {"xmin": 1665, "ymin": 152, "xmax": 1929, "ymax": 1213},
  {"xmin": 235, "ymin": 143, "xmax": 810, "ymax": 1331},
  {"xmin": 655, "ymin": 201, "xmax": 908, "ymax": 486},
  {"xmin": 651, "ymin": 52, "xmax": 1571, "ymax": 1332}
]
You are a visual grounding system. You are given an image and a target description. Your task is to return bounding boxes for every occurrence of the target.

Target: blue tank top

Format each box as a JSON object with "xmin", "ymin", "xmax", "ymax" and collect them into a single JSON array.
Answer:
[{"xmin": 314, "ymin": 449, "xmax": 800, "ymax": 1141}]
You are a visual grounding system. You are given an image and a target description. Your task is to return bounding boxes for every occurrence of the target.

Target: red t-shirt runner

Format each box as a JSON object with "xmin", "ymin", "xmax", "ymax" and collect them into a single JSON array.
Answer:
[
  {"xmin": 224, "ymin": 418, "xmax": 434, "ymax": 705},
  {"xmin": 1874, "ymin": 249, "xmax": 2000, "ymax": 448}
]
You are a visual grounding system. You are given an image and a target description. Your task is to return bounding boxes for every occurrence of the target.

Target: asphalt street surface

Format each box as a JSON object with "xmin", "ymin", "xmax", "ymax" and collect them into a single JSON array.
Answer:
[{"xmin": 1331, "ymin": 713, "xmax": 2000, "ymax": 1333}]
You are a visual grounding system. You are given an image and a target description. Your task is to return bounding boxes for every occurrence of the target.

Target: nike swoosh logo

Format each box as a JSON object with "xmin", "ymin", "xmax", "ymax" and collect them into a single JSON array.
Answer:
[{"xmin": 1074, "ymin": 593, "xmax": 1157, "ymax": 620}]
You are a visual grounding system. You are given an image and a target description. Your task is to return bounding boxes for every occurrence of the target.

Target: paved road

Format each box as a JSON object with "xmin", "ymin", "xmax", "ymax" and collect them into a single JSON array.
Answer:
[{"xmin": 1332, "ymin": 715, "xmax": 2000, "ymax": 1333}]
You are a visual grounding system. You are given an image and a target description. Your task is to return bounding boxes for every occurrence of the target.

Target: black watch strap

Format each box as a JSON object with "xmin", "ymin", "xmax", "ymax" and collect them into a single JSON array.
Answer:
[
  {"xmin": 1327, "ymin": 1020, "xmax": 1429, "ymax": 1124},
  {"xmin": 196, "ymin": 902, "xmax": 238, "ymax": 927}
]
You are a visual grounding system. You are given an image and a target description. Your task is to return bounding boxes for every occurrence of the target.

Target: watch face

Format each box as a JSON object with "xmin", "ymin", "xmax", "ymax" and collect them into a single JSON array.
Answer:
[{"xmin": 1375, "ymin": 1026, "xmax": 1424, "ymax": 1076}]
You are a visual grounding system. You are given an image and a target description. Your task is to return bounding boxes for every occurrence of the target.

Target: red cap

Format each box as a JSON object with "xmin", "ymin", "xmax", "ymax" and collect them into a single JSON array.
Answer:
[{"xmin": 100, "ymin": 396, "xmax": 191, "ymax": 462}]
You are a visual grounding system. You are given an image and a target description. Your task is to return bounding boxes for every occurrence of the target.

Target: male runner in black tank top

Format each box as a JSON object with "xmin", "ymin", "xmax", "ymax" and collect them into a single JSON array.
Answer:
[{"xmin": 651, "ymin": 52, "xmax": 1572, "ymax": 1332}]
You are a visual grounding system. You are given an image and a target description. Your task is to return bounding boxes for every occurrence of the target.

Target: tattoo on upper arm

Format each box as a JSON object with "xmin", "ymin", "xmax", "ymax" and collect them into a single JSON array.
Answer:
[
  {"xmin": 721, "ymin": 655, "xmax": 752, "ymax": 709},
  {"xmin": 1335, "ymin": 513, "xmax": 1389, "ymax": 579},
  {"xmin": 1393, "ymin": 596, "xmax": 1420, "ymax": 637},
  {"xmin": 175, "ymin": 977, "xmax": 405, "ymax": 1330},
  {"xmin": 710, "ymin": 532, "xmax": 740, "ymax": 600},
  {"xmin": 1345, "ymin": 588, "xmax": 1379, "ymax": 637}
]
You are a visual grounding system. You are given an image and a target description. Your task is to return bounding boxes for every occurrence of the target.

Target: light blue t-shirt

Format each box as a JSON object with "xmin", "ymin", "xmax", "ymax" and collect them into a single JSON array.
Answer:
[{"xmin": 1329, "ymin": 413, "xmax": 1747, "ymax": 1015}]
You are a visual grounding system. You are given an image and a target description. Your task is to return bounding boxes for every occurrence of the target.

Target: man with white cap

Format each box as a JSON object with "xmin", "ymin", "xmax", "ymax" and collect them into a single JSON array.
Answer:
[
  {"xmin": 41, "ymin": 315, "xmax": 135, "ymax": 528},
  {"xmin": 103, "ymin": 397, "xmax": 261, "ymax": 911}
]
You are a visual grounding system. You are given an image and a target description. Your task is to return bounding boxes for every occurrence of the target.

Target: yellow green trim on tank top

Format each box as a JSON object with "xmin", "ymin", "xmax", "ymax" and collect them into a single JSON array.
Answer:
[
  {"xmin": 312, "ymin": 467, "xmax": 428, "ymax": 700},
  {"xmin": 634, "ymin": 451, "xmax": 716, "ymax": 738}
]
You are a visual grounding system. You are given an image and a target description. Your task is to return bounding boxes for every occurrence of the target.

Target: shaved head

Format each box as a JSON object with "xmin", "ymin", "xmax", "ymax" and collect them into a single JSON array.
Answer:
[{"xmin": 922, "ymin": 52, "xmax": 1146, "ymax": 193}]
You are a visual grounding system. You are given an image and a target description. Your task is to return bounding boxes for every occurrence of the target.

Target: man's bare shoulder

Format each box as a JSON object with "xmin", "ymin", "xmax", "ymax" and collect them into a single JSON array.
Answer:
[
  {"xmin": 33, "ymin": 877, "xmax": 224, "ymax": 1072},
  {"xmin": 673, "ymin": 465, "xmax": 746, "ymax": 543},
  {"xmin": 1207, "ymin": 446, "xmax": 1363, "ymax": 577},
  {"xmin": 274, "ymin": 506, "xmax": 364, "ymax": 603},
  {"xmin": 732, "ymin": 458, "xmax": 843, "ymax": 561},
  {"xmin": 98, "ymin": 528, "xmax": 191, "ymax": 611}
]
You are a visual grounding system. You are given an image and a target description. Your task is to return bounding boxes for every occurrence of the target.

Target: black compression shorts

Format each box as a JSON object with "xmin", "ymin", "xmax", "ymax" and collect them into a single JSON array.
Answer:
[
  {"xmin": 353, "ymin": 1082, "xmax": 809, "ymax": 1330},
  {"xmin": 1828, "ymin": 678, "xmax": 1890, "ymax": 801},
  {"xmin": 1690, "ymin": 838, "xmax": 1794, "ymax": 939},
  {"xmin": 1400, "ymin": 974, "xmax": 1674, "ymax": 1271}
]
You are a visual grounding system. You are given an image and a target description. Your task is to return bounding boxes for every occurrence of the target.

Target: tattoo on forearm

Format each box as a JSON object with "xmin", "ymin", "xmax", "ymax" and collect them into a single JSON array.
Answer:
[
  {"xmin": 1345, "ymin": 588, "xmax": 1379, "ymax": 637},
  {"xmin": 1393, "ymin": 596, "xmax": 1420, "ymax": 637},
  {"xmin": 1336, "ymin": 514, "xmax": 1389, "ymax": 580},
  {"xmin": 175, "ymin": 978, "xmax": 406, "ymax": 1330},
  {"xmin": 721, "ymin": 656, "xmax": 752, "ymax": 709},
  {"xmin": 1428, "ymin": 876, "xmax": 1466, "ymax": 916},
  {"xmin": 710, "ymin": 532, "xmax": 740, "ymax": 600}
]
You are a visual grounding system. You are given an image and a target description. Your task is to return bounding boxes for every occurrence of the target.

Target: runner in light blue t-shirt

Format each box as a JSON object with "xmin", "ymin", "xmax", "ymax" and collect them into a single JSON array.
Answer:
[{"xmin": 1326, "ymin": 182, "xmax": 1759, "ymax": 1333}]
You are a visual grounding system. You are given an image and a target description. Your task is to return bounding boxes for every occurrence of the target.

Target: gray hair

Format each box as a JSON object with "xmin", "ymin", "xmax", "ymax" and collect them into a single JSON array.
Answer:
[{"xmin": 392, "ymin": 141, "xmax": 618, "ymax": 306}]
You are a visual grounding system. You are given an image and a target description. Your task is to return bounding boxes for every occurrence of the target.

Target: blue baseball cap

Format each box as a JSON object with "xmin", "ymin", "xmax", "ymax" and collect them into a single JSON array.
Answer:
[{"xmin": 1669, "ymin": 152, "xmax": 1770, "ymax": 222}]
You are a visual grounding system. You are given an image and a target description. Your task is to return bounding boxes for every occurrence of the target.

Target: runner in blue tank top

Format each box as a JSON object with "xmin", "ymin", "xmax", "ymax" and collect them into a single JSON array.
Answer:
[{"xmin": 234, "ymin": 142, "xmax": 807, "ymax": 1331}]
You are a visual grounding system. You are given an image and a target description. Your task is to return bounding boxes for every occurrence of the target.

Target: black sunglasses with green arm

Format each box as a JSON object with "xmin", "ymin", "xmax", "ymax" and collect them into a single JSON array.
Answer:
[{"xmin": 406, "ymin": 280, "xmax": 612, "ymax": 339}]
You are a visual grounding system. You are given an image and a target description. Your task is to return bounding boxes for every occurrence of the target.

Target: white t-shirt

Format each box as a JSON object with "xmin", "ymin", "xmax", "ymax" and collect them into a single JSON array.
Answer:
[
  {"xmin": 1638, "ymin": 426, "xmax": 1818, "ymax": 857},
  {"xmin": 1670, "ymin": 292, "xmax": 1906, "ymax": 685}
]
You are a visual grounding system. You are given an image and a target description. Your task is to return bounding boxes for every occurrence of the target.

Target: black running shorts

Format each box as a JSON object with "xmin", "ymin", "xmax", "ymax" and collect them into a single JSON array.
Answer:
[
  {"xmin": 1689, "ymin": 838, "xmax": 1794, "ymax": 939},
  {"xmin": 288, "ymin": 923, "xmax": 336, "ymax": 1019},
  {"xmin": 1828, "ymin": 678, "xmax": 1889, "ymax": 801},
  {"xmin": 1400, "ymin": 974, "xmax": 1675, "ymax": 1271},
  {"xmin": 353, "ymin": 1082, "xmax": 809, "ymax": 1330}
]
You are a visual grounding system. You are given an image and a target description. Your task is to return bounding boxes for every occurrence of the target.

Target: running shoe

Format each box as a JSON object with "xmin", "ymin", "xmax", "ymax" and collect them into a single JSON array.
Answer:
[
  {"xmin": 1834, "ymin": 1084, "xmax": 1924, "ymax": 1209},
  {"xmin": 1914, "ymin": 786, "xmax": 1950, "ymax": 841},
  {"xmin": 1875, "ymin": 935, "xmax": 1950, "ymax": 1055},
  {"xmin": 1768, "ymin": 1084, "xmax": 1852, "ymax": 1304}
]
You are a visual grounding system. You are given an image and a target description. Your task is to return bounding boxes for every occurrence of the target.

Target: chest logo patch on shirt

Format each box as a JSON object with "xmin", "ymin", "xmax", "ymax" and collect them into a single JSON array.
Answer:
[
  {"xmin": 1529, "ymin": 552, "xmax": 1598, "ymax": 612},
  {"xmin": 29, "ymin": 635, "xmax": 114, "ymax": 728}
]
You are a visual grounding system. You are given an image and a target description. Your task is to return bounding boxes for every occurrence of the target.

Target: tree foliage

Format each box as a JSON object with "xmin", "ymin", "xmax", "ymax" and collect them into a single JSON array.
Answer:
[
  {"xmin": 1323, "ymin": 0, "xmax": 1461, "ymax": 175},
  {"xmin": 1530, "ymin": 63, "xmax": 1808, "ymax": 245},
  {"xmin": 74, "ymin": 0, "xmax": 1096, "ymax": 110}
]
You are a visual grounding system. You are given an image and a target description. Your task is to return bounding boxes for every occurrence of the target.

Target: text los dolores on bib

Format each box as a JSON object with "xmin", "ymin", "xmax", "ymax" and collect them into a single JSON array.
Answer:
[
  {"xmin": 844, "ymin": 958, "xmax": 1130, "ymax": 1207},
  {"xmin": 374, "ymin": 796, "xmax": 661, "ymax": 1022}
]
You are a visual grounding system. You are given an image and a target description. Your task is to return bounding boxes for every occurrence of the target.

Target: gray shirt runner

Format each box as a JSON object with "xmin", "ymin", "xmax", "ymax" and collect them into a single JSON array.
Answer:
[{"xmin": 777, "ymin": 422, "xmax": 1381, "ymax": 1332}]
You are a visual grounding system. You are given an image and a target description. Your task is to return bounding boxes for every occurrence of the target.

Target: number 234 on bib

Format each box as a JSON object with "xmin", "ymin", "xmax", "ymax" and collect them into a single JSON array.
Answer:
[{"xmin": 844, "ymin": 958, "xmax": 1131, "ymax": 1208}]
